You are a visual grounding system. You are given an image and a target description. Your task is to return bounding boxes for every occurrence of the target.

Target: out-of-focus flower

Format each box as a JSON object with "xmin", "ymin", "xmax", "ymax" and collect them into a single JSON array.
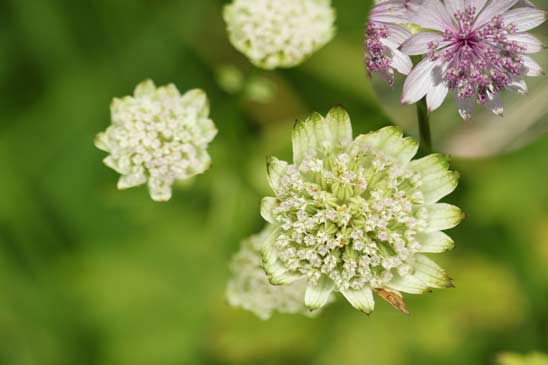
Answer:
[
  {"xmin": 498, "ymin": 351, "xmax": 548, "ymax": 365},
  {"xmin": 227, "ymin": 226, "xmax": 324, "ymax": 320},
  {"xmin": 95, "ymin": 80, "xmax": 217, "ymax": 202},
  {"xmin": 365, "ymin": 0, "xmax": 415, "ymax": 86},
  {"xmin": 223, "ymin": 0, "xmax": 336, "ymax": 69},
  {"xmin": 260, "ymin": 106, "xmax": 463, "ymax": 314},
  {"xmin": 400, "ymin": 0, "xmax": 547, "ymax": 119}
]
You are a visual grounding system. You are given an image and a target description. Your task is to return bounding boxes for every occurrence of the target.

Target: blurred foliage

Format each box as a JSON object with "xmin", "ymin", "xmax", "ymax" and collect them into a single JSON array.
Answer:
[
  {"xmin": 498, "ymin": 352, "xmax": 548, "ymax": 365},
  {"xmin": 0, "ymin": 0, "xmax": 547, "ymax": 365}
]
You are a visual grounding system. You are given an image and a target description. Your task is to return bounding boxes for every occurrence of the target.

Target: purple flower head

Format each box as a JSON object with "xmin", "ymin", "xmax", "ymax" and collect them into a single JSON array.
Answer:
[
  {"xmin": 365, "ymin": 1, "xmax": 416, "ymax": 86},
  {"xmin": 400, "ymin": 0, "xmax": 547, "ymax": 119}
]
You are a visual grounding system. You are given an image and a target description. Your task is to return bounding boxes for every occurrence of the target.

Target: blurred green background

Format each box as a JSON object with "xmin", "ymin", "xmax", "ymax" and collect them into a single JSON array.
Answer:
[{"xmin": 1, "ymin": 0, "xmax": 547, "ymax": 364}]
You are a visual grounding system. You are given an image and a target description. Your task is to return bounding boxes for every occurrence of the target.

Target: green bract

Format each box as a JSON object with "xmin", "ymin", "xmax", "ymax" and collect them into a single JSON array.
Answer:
[
  {"xmin": 95, "ymin": 80, "xmax": 217, "ymax": 202},
  {"xmin": 227, "ymin": 226, "xmax": 327, "ymax": 320},
  {"xmin": 261, "ymin": 107, "xmax": 463, "ymax": 314},
  {"xmin": 223, "ymin": 0, "xmax": 336, "ymax": 69}
]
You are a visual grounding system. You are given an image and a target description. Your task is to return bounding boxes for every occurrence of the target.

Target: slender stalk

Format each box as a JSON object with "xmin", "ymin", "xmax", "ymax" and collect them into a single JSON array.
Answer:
[{"xmin": 416, "ymin": 98, "xmax": 432, "ymax": 153}]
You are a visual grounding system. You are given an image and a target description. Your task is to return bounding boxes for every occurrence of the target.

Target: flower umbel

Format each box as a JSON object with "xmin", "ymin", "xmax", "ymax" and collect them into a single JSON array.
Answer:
[
  {"xmin": 261, "ymin": 107, "xmax": 463, "ymax": 314},
  {"xmin": 366, "ymin": 0, "xmax": 414, "ymax": 86},
  {"xmin": 401, "ymin": 0, "xmax": 547, "ymax": 119},
  {"xmin": 224, "ymin": 0, "xmax": 336, "ymax": 69},
  {"xmin": 227, "ymin": 226, "xmax": 325, "ymax": 320},
  {"xmin": 95, "ymin": 80, "xmax": 217, "ymax": 202}
]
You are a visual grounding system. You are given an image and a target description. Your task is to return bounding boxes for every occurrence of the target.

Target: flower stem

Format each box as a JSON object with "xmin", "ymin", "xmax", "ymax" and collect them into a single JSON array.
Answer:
[{"xmin": 416, "ymin": 98, "xmax": 432, "ymax": 153}]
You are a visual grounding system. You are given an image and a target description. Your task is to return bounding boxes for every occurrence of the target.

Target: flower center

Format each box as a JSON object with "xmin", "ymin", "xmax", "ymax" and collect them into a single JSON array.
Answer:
[{"xmin": 428, "ymin": 6, "xmax": 526, "ymax": 103}]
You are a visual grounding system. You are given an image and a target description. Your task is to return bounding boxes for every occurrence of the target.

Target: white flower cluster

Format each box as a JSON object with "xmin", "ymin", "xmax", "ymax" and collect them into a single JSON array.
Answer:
[
  {"xmin": 95, "ymin": 80, "xmax": 217, "ymax": 201},
  {"xmin": 227, "ymin": 226, "xmax": 323, "ymax": 320},
  {"xmin": 224, "ymin": 0, "xmax": 336, "ymax": 69},
  {"xmin": 261, "ymin": 107, "xmax": 463, "ymax": 314}
]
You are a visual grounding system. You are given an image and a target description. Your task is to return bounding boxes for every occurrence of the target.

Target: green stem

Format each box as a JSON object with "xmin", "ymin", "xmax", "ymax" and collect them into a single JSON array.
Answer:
[{"xmin": 416, "ymin": 99, "xmax": 432, "ymax": 153}]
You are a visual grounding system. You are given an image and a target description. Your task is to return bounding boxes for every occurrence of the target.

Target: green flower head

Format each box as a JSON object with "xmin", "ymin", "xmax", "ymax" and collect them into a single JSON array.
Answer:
[
  {"xmin": 95, "ymin": 80, "xmax": 217, "ymax": 202},
  {"xmin": 261, "ymin": 107, "xmax": 463, "ymax": 314},
  {"xmin": 227, "ymin": 225, "xmax": 328, "ymax": 320},
  {"xmin": 223, "ymin": 0, "xmax": 336, "ymax": 70}
]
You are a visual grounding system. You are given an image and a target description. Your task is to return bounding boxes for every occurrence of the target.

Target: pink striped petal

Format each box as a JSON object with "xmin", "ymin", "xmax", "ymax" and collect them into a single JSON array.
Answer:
[
  {"xmin": 502, "ymin": 7, "xmax": 548, "ymax": 32},
  {"xmin": 409, "ymin": 0, "xmax": 455, "ymax": 31},
  {"xmin": 385, "ymin": 24, "xmax": 413, "ymax": 46},
  {"xmin": 522, "ymin": 55, "xmax": 545, "ymax": 76},
  {"xmin": 401, "ymin": 32, "xmax": 444, "ymax": 55},
  {"xmin": 445, "ymin": 0, "xmax": 465, "ymax": 19},
  {"xmin": 391, "ymin": 48, "xmax": 413, "ymax": 75},
  {"xmin": 507, "ymin": 33, "xmax": 545, "ymax": 53},
  {"xmin": 456, "ymin": 97, "xmax": 475, "ymax": 120},
  {"xmin": 465, "ymin": 0, "xmax": 488, "ymax": 13},
  {"xmin": 484, "ymin": 93, "xmax": 504, "ymax": 116},
  {"xmin": 474, "ymin": 0, "xmax": 519, "ymax": 30},
  {"xmin": 401, "ymin": 59, "xmax": 438, "ymax": 104}
]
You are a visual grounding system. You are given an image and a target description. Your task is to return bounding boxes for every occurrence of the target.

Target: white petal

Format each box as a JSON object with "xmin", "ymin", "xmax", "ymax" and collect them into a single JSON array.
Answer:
[
  {"xmin": 416, "ymin": 231, "xmax": 456, "ymax": 253},
  {"xmin": 385, "ymin": 24, "xmax": 413, "ymax": 46},
  {"xmin": 370, "ymin": 1, "xmax": 408, "ymax": 24},
  {"xmin": 387, "ymin": 274, "xmax": 430, "ymax": 294},
  {"xmin": 474, "ymin": 0, "xmax": 519, "ymax": 30},
  {"xmin": 484, "ymin": 92, "xmax": 504, "ymax": 116},
  {"xmin": 507, "ymin": 78, "xmax": 528, "ymax": 94},
  {"xmin": 260, "ymin": 197, "xmax": 278, "ymax": 224},
  {"xmin": 507, "ymin": 33, "xmax": 545, "ymax": 53},
  {"xmin": 262, "ymin": 229, "xmax": 302, "ymax": 285},
  {"xmin": 134, "ymin": 79, "xmax": 156, "ymax": 97},
  {"xmin": 341, "ymin": 287, "xmax": 375, "ymax": 314},
  {"xmin": 464, "ymin": 0, "xmax": 488, "ymax": 13},
  {"xmin": 522, "ymin": 55, "xmax": 545, "ymax": 76},
  {"xmin": 304, "ymin": 276, "xmax": 335, "ymax": 310},
  {"xmin": 445, "ymin": 0, "xmax": 465, "ymax": 19},
  {"xmin": 502, "ymin": 7, "xmax": 547, "ymax": 32},
  {"xmin": 426, "ymin": 82, "xmax": 449, "ymax": 112},
  {"xmin": 390, "ymin": 48, "xmax": 413, "ymax": 75},
  {"xmin": 411, "ymin": 153, "xmax": 459, "ymax": 203},
  {"xmin": 456, "ymin": 96, "xmax": 475, "ymax": 120},
  {"xmin": 352, "ymin": 126, "xmax": 419, "ymax": 162},
  {"xmin": 401, "ymin": 32, "xmax": 445, "ymax": 56},
  {"xmin": 266, "ymin": 157, "xmax": 289, "ymax": 194},
  {"xmin": 401, "ymin": 59, "xmax": 438, "ymax": 105},
  {"xmin": 324, "ymin": 106, "xmax": 353, "ymax": 147},
  {"xmin": 411, "ymin": 255, "xmax": 454, "ymax": 289},
  {"xmin": 409, "ymin": 0, "xmax": 454, "ymax": 31},
  {"xmin": 424, "ymin": 203, "xmax": 464, "ymax": 232}
]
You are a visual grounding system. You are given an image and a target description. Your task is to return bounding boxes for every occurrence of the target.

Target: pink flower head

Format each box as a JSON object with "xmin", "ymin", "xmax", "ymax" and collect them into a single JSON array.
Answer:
[
  {"xmin": 400, "ymin": 0, "xmax": 547, "ymax": 119},
  {"xmin": 366, "ymin": 1, "xmax": 415, "ymax": 86}
]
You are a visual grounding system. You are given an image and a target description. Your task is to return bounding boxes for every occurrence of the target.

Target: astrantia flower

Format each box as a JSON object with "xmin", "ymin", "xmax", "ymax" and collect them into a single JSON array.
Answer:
[
  {"xmin": 95, "ymin": 80, "xmax": 217, "ymax": 201},
  {"xmin": 223, "ymin": 0, "xmax": 336, "ymax": 69},
  {"xmin": 366, "ymin": 0, "xmax": 415, "ymax": 85},
  {"xmin": 227, "ymin": 226, "xmax": 324, "ymax": 320},
  {"xmin": 400, "ymin": 0, "xmax": 547, "ymax": 119},
  {"xmin": 261, "ymin": 107, "xmax": 463, "ymax": 314}
]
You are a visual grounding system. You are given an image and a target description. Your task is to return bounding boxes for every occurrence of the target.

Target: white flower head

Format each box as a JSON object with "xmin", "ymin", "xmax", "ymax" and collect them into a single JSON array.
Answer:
[
  {"xmin": 95, "ymin": 80, "xmax": 217, "ymax": 202},
  {"xmin": 261, "ymin": 107, "xmax": 463, "ymax": 314},
  {"xmin": 224, "ymin": 0, "xmax": 336, "ymax": 69},
  {"xmin": 227, "ymin": 226, "xmax": 326, "ymax": 320},
  {"xmin": 400, "ymin": 0, "xmax": 547, "ymax": 119}
]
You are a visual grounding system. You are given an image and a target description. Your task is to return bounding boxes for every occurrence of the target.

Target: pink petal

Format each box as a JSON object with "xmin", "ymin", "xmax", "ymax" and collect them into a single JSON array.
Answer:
[
  {"xmin": 502, "ymin": 7, "xmax": 548, "ymax": 32},
  {"xmin": 474, "ymin": 0, "xmax": 519, "ymax": 30},
  {"xmin": 401, "ymin": 32, "xmax": 444, "ymax": 55},
  {"xmin": 401, "ymin": 59, "xmax": 438, "ymax": 104},
  {"xmin": 507, "ymin": 33, "xmax": 545, "ymax": 53},
  {"xmin": 522, "ymin": 55, "xmax": 545, "ymax": 76},
  {"xmin": 456, "ymin": 97, "xmax": 475, "ymax": 120},
  {"xmin": 409, "ymin": 0, "xmax": 454, "ymax": 31}
]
